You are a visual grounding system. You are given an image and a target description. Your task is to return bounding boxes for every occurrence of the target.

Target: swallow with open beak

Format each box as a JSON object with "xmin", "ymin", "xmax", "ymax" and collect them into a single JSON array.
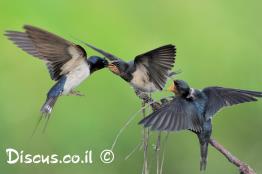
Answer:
[
  {"xmin": 81, "ymin": 42, "xmax": 176, "ymax": 92},
  {"xmin": 5, "ymin": 25, "xmax": 108, "ymax": 115},
  {"xmin": 139, "ymin": 80, "xmax": 262, "ymax": 171}
]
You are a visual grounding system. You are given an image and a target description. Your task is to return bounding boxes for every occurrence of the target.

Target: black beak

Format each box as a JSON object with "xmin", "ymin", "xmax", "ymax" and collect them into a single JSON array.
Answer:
[{"xmin": 103, "ymin": 58, "xmax": 109, "ymax": 67}]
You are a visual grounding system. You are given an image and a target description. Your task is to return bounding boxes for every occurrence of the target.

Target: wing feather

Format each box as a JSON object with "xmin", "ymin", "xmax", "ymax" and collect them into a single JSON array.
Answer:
[
  {"xmin": 81, "ymin": 42, "xmax": 119, "ymax": 61},
  {"xmin": 139, "ymin": 97, "xmax": 202, "ymax": 132},
  {"xmin": 5, "ymin": 25, "xmax": 87, "ymax": 80},
  {"xmin": 134, "ymin": 45, "xmax": 176, "ymax": 90},
  {"xmin": 202, "ymin": 87, "xmax": 262, "ymax": 119}
]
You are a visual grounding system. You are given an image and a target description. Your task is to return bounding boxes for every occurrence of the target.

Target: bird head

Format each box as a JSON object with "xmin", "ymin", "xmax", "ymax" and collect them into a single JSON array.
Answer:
[
  {"xmin": 168, "ymin": 80, "xmax": 190, "ymax": 97},
  {"xmin": 88, "ymin": 56, "xmax": 108, "ymax": 73},
  {"xmin": 108, "ymin": 60, "xmax": 128, "ymax": 76}
]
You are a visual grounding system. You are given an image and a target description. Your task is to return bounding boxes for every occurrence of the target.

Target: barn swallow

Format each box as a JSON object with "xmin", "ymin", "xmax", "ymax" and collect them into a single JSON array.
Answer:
[
  {"xmin": 5, "ymin": 25, "xmax": 108, "ymax": 115},
  {"xmin": 81, "ymin": 42, "xmax": 176, "ymax": 92},
  {"xmin": 139, "ymin": 80, "xmax": 262, "ymax": 171}
]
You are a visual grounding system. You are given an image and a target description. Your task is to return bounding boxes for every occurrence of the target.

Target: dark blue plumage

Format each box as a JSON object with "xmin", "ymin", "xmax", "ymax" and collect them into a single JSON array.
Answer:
[
  {"xmin": 47, "ymin": 76, "xmax": 67, "ymax": 97},
  {"xmin": 87, "ymin": 56, "xmax": 108, "ymax": 73},
  {"xmin": 140, "ymin": 80, "xmax": 262, "ymax": 171},
  {"xmin": 41, "ymin": 76, "xmax": 67, "ymax": 114}
]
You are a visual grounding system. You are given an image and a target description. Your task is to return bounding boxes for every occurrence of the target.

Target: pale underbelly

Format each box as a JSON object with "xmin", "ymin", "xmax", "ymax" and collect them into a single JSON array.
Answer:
[
  {"xmin": 130, "ymin": 75, "xmax": 157, "ymax": 92},
  {"xmin": 130, "ymin": 64, "xmax": 158, "ymax": 92},
  {"xmin": 62, "ymin": 63, "xmax": 90, "ymax": 94}
]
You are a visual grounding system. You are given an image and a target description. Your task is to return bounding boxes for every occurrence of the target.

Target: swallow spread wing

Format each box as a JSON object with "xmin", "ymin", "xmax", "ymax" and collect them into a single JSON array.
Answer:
[
  {"xmin": 5, "ymin": 25, "xmax": 87, "ymax": 81},
  {"xmin": 202, "ymin": 87, "xmax": 262, "ymax": 119},
  {"xmin": 82, "ymin": 42, "xmax": 176, "ymax": 92},
  {"xmin": 139, "ymin": 97, "xmax": 202, "ymax": 132},
  {"xmin": 133, "ymin": 45, "xmax": 176, "ymax": 91}
]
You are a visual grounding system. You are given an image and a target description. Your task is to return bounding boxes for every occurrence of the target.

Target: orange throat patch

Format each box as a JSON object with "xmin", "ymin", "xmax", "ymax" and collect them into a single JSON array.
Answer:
[{"xmin": 108, "ymin": 64, "xmax": 120, "ymax": 75}]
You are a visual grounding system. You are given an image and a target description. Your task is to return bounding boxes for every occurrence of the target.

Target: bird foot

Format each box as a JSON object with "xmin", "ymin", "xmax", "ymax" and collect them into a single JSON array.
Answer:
[{"xmin": 68, "ymin": 90, "xmax": 84, "ymax": 96}]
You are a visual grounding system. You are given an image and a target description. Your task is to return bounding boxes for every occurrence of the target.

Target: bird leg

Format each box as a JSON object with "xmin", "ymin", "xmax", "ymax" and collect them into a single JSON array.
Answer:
[
  {"xmin": 68, "ymin": 90, "xmax": 84, "ymax": 96},
  {"xmin": 134, "ymin": 89, "xmax": 161, "ymax": 111}
]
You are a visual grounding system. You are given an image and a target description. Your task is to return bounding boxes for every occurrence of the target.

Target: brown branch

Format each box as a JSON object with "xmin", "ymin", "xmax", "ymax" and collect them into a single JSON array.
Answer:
[
  {"xmin": 134, "ymin": 89, "xmax": 257, "ymax": 174},
  {"xmin": 209, "ymin": 138, "xmax": 256, "ymax": 174},
  {"xmin": 134, "ymin": 89, "xmax": 151, "ymax": 174},
  {"xmin": 142, "ymin": 101, "xmax": 149, "ymax": 174}
]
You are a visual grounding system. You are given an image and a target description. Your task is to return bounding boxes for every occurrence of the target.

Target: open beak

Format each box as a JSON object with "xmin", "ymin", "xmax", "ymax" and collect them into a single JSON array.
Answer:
[
  {"xmin": 108, "ymin": 60, "xmax": 117, "ymax": 67},
  {"xmin": 108, "ymin": 62, "xmax": 120, "ymax": 75},
  {"xmin": 108, "ymin": 60, "xmax": 115, "ymax": 68},
  {"xmin": 168, "ymin": 82, "xmax": 177, "ymax": 94},
  {"xmin": 108, "ymin": 63, "xmax": 114, "ymax": 68}
]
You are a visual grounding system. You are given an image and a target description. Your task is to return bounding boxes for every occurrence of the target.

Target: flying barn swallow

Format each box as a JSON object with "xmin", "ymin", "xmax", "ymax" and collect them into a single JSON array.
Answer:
[
  {"xmin": 139, "ymin": 80, "xmax": 262, "ymax": 171},
  {"xmin": 5, "ymin": 25, "xmax": 108, "ymax": 115},
  {"xmin": 81, "ymin": 42, "xmax": 176, "ymax": 92}
]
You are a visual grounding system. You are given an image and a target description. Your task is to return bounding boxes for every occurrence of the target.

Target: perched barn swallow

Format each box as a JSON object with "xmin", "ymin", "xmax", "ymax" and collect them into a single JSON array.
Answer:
[
  {"xmin": 5, "ymin": 25, "xmax": 108, "ymax": 115},
  {"xmin": 81, "ymin": 42, "xmax": 176, "ymax": 92},
  {"xmin": 139, "ymin": 80, "xmax": 262, "ymax": 171}
]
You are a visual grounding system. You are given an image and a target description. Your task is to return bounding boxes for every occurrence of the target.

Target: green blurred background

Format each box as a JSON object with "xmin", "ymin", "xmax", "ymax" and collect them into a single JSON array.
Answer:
[{"xmin": 0, "ymin": 0, "xmax": 262, "ymax": 173}]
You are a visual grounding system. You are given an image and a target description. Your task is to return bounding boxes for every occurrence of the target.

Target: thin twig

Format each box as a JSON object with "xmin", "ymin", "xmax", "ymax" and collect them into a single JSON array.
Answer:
[
  {"xmin": 110, "ymin": 102, "xmax": 153, "ymax": 151},
  {"xmin": 134, "ymin": 88, "xmax": 162, "ymax": 174},
  {"xmin": 160, "ymin": 133, "xmax": 169, "ymax": 174},
  {"xmin": 156, "ymin": 132, "xmax": 161, "ymax": 174},
  {"xmin": 125, "ymin": 133, "xmax": 154, "ymax": 161},
  {"xmin": 209, "ymin": 138, "xmax": 256, "ymax": 174},
  {"xmin": 142, "ymin": 101, "xmax": 149, "ymax": 174},
  {"xmin": 125, "ymin": 141, "xmax": 143, "ymax": 160}
]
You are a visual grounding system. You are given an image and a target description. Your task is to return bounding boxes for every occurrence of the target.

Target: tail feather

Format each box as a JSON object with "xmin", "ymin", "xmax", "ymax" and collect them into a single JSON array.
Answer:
[
  {"xmin": 40, "ymin": 96, "xmax": 58, "ymax": 115},
  {"xmin": 200, "ymin": 142, "xmax": 208, "ymax": 171}
]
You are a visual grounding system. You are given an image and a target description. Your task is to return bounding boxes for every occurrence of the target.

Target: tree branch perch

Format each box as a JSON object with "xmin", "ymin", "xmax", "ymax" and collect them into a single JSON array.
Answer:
[{"xmin": 209, "ymin": 138, "xmax": 256, "ymax": 174}]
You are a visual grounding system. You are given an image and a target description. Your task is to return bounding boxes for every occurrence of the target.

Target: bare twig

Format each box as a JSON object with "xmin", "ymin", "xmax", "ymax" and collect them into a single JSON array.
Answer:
[
  {"xmin": 134, "ymin": 89, "xmax": 257, "ymax": 174},
  {"xmin": 160, "ymin": 133, "xmax": 169, "ymax": 174},
  {"xmin": 134, "ymin": 89, "xmax": 162, "ymax": 174},
  {"xmin": 209, "ymin": 138, "xmax": 256, "ymax": 174},
  {"xmin": 142, "ymin": 101, "xmax": 149, "ymax": 174},
  {"xmin": 110, "ymin": 102, "xmax": 152, "ymax": 151},
  {"xmin": 156, "ymin": 132, "xmax": 161, "ymax": 174},
  {"xmin": 125, "ymin": 141, "xmax": 143, "ymax": 160}
]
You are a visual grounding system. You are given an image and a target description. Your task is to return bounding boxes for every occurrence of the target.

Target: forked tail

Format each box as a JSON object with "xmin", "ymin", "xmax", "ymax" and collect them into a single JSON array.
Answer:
[
  {"xmin": 40, "ymin": 96, "xmax": 59, "ymax": 115},
  {"xmin": 200, "ymin": 142, "xmax": 208, "ymax": 171}
]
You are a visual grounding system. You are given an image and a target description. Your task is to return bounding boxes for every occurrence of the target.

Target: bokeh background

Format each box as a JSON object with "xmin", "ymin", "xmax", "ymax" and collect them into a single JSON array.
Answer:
[{"xmin": 0, "ymin": 0, "xmax": 262, "ymax": 173}]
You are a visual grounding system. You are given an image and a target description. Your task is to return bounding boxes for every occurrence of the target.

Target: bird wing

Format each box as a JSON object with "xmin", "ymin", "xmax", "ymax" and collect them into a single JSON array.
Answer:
[
  {"xmin": 5, "ymin": 25, "xmax": 87, "ymax": 81},
  {"xmin": 202, "ymin": 87, "xmax": 262, "ymax": 119},
  {"xmin": 134, "ymin": 45, "xmax": 176, "ymax": 90},
  {"xmin": 139, "ymin": 97, "xmax": 202, "ymax": 132},
  {"xmin": 80, "ymin": 42, "xmax": 119, "ymax": 61}
]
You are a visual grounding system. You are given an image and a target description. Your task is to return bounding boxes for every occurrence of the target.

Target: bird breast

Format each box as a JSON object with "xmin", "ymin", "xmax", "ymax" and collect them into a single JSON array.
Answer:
[
  {"xmin": 62, "ymin": 61, "xmax": 90, "ymax": 94},
  {"xmin": 130, "ymin": 64, "xmax": 157, "ymax": 92}
]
